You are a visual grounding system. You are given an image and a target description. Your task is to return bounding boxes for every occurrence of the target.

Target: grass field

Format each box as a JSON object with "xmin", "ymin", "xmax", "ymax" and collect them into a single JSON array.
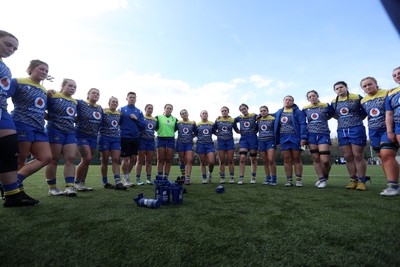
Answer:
[{"xmin": 1, "ymin": 164, "xmax": 399, "ymax": 266}]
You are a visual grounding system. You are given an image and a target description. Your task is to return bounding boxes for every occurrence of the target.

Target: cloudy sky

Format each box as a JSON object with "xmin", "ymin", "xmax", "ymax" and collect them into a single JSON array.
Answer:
[{"xmin": 1, "ymin": 0, "xmax": 399, "ymax": 137}]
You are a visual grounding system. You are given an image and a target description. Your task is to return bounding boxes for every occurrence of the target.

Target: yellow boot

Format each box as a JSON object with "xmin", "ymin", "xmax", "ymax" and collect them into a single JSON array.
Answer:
[
  {"xmin": 356, "ymin": 182, "xmax": 367, "ymax": 191},
  {"xmin": 346, "ymin": 179, "xmax": 358, "ymax": 189}
]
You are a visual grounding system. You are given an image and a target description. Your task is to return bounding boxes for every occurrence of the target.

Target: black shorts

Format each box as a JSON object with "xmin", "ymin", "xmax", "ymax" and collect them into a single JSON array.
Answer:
[{"xmin": 121, "ymin": 138, "xmax": 140, "ymax": 157}]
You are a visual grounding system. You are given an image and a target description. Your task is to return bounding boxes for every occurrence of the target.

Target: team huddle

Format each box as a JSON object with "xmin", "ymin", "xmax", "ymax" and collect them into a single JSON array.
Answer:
[{"xmin": 1, "ymin": 30, "xmax": 400, "ymax": 207}]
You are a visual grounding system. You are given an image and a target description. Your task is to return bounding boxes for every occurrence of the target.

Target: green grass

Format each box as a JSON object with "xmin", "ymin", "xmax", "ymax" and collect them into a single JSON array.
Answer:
[{"xmin": 1, "ymin": 165, "xmax": 399, "ymax": 266}]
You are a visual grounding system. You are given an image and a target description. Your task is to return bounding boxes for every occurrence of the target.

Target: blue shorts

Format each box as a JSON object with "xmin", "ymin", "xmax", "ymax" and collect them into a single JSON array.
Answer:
[
  {"xmin": 280, "ymin": 134, "xmax": 302, "ymax": 151},
  {"xmin": 217, "ymin": 139, "xmax": 235, "ymax": 151},
  {"xmin": 14, "ymin": 121, "xmax": 48, "ymax": 142},
  {"xmin": 47, "ymin": 127, "xmax": 76, "ymax": 145},
  {"xmin": 157, "ymin": 137, "xmax": 175, "ymax": 149},
  {"xmin": 308, "ymin": 133, "xmax": 332, "ymax": 146},
  {"xmin": 337, "ymin": 125, "xmax": 366, "ymax": 147},
  {"xmin": 98, "ymin": 136, "xmax": 120, "ymax": 151},
  {"xmin": 196, "ymin": 143, "xmax": 215, "ymax": 154},
  {"xmin": 239, "ymin": 135, "xmax": 258, "ymax": 150},
  {"xmin": 139, "ymin": 138, "xmax": 155, "ymax": 151},
  {"xmin": 76, "ymin": 133, "xmax": 98, "ymax": 149},
  {"xmin": 369, "ymin": 128, "xmax": 386, "ymax": 148},
  {"xmin": 258, "ymin": 139, "xmax": 276, "ymax": 151},
  {"xmin": 0, "ymin": 109, "xmax": 15, "ymax": 130},
  {"xmin": 176, "ymin": 141, "xmax": 193, "ymax": 152}
]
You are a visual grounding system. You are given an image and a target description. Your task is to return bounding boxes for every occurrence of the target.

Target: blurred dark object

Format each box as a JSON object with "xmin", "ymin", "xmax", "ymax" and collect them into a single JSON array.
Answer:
[{"xmin": 381, "ymin": 0, "xmax": 400, "ymax": 35}]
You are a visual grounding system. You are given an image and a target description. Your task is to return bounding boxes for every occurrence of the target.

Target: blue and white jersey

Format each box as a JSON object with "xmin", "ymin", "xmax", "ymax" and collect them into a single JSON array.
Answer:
[
  {"xmin": 196, "ymin": 121, "xmax": 215, "ymax": 144},
  {"xmin": 141, "ymin": 115, "xmax": 157, "ymax": 140},
  {"xmin": 386, "ymin": 87, "xmax": 400, "ymax": 126},
  {"xmin": 76, "ymin": 100, "xmax": 103, "ymax": 137},
  {"xmin": 361, "ymin": 90, "xmax": 387, "ymax": 130},
  {"xmin": 257, "ymin": 115, "xmax": 275, "ymax": 141},
  {"xmin": 302, "ymin": 102, "xmax": 334, "ymax": 134},
  {"xmin": 331, "ymin": 93, "xmax": 366, "ymax": 129},
  {"xmin": 0, "ymin": 60, "xmax": 12, "ymax": 112},
  {"xmin": 176, "ymin": 120, "xmax": 196, "ymax": 144},
  {"xmin": 214, "ymin": 116, "xmax": 238, "ymax": 141},
  {"xmin": 46, "ymin": 92, "xmax": 77, "ymax": 134},
  {"xmin": 278, "ymin": 109, "xmax": 295, "ymax": 134},
  {"xmin": 99, "ymin": 108, "xmax": 120, "ymax": 138},
  {"xmin": 10, "ymin": 77, "xmax": 48, "ymax": 130},
  {"xmin": 234, "ymin": 113, "xmax": 258, "ymax": 135}
]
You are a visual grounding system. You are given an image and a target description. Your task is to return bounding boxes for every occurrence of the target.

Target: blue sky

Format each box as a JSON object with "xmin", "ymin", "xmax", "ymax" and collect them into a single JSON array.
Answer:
[{"xmin": 1, "ymin": 0, "xmax": 399, "ymax": 137}]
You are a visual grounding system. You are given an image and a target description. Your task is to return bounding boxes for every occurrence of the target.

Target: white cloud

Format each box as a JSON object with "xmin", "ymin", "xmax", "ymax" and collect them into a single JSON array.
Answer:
[
  {"xmin": 231, "ymin": 78, "xmax": 246, "ymax": 84},
  {"xmin": 249, "ymin": 74, "xmax": 273, "ymax": 88}
]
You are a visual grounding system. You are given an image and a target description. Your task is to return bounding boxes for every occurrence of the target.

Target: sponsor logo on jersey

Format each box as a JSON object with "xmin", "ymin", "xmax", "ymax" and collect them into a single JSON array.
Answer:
[
  {"xmin": 0, "ymin": 77, "xmax": 10, "ymax": 90},
  {"xmin": 203, "ymin": 129, "xmax": 209, "ymax": 134},
  {"xmin": 93, "ymin": 111, "xmax": 101, "ymax": 120},
  {"xmin": 112, "ymin": 120, "xmax": 118, "ymax": 127},
  {"xmin": 66, "ymin": 107, "xmax": 75, "ymax": 116},
  {"xmin": 311, "ymin": 113, "xmax": 319, "ymax": 120},
  {"xmin": 244, "ymin": 121, "xmax": 250, "ymax": 127},
  {"xmin": 183, "ymin": 127, "xmax": 189, "ymax": 134},
  {"xmin": 261, "ymin": 125, "xmax": 267, "ymax": 131},
  {"xmin": 222, "ymin": 126, "xmax": 228, "ymax": 132},
  {"xmin": 281, "ymin": 117, "xmax": 288, "ymax": 123},
  {"xmin": 369, "ymin": 108, "xmax": 380, "ymax": 117},
  {"xmin": 35, "ymin": 97, "xmax": 45, "ymax": 109},
  {"xmin": 340, "ymin": 107, "xmax": 349, "ymax": 116},
  {"xmin": 148, "ymin": 123, "xmax": 154, "ymax": 129}
]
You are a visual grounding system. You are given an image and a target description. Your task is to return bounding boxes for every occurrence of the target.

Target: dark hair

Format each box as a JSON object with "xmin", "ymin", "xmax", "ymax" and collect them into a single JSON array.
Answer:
[
  {"xmin": 333, "ymin": 81, "xmax": 349, "ymax": 112},
  {"xmin": 306, "ymin": 90, "xmax": 319, "ymax": 99},
  {"xmin": 145, "ymin": 104, "xmax": 153, "ymax": 110},
  {"xmin": 284, "ymin": 95, "xmax": 294, "ymax": 101},
  {"xmin": 0, "ymin": 30, "xmax": 18, "ymax": 41},
  {"xmin": 259, "ymin": 105, "xmax": 268, "ymax": 111},
  {"xmin": 333, "ymin": 81, "xmax": 348, "ymax": 90},
  {"xmin": 239, "ymin": 104, "xmax": 248, "ymax": 111},
  {"xmin": 127, "ymin": 92, "xmax": 136, "ymax": 97}
]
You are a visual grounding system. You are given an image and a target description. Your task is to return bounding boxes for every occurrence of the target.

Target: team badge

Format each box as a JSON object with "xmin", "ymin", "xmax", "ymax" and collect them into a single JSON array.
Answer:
[
  {"xmin": 34, "ymin": 97, "xmax": 45, "ymax": 109},
  {"xmin": 244, "ymin": 121, "xmax": 250, "ymax": 127},
  {"xmin": 66, "ymin": 107, "xmax": 75, "ymax": 116},
  {"xmin": 93, "ymin": 111, "xmax": 101, "ymax": 120},
  {"xmin": 112, "ymin": 120, "xmax": 118, "ymax": 127},
  {"xmin": 166, "ymin": 119, "xmax": 170, "ymax": 124},
  {"xmin": 183, "ymin": 127, "xmax": 189, "ymax": 134},
  {"xmin": 0, "ymin": 77, "xmax": 10, "ymax": 90},
  {"xmin": 311, "ymin": 113, "xmax": 319, "ymax": 120},
  {"xmin": 261, "ymin": 125, "xmax": 267, "ymax": 131},
  {"xmin": 148, "ymin": 123, "xmax": 154, "ymax": 129},
  {"xmin": 340, "ymin": 107, "xmax": 349, "ymax": 116},
  {"xmin": 222, "ymin": 126, "xmax": 228, "ymax": 132},
  {"xmin": 203, "ymin": 129, "xmax": 209, "ymax": 134},
  {"xmin": 369, "ymin": 108, "xmax": 380, "ymax": 117},
  {"xmin": 281, "ymin": 117, "xmax": 288, "ymax": 124}
]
